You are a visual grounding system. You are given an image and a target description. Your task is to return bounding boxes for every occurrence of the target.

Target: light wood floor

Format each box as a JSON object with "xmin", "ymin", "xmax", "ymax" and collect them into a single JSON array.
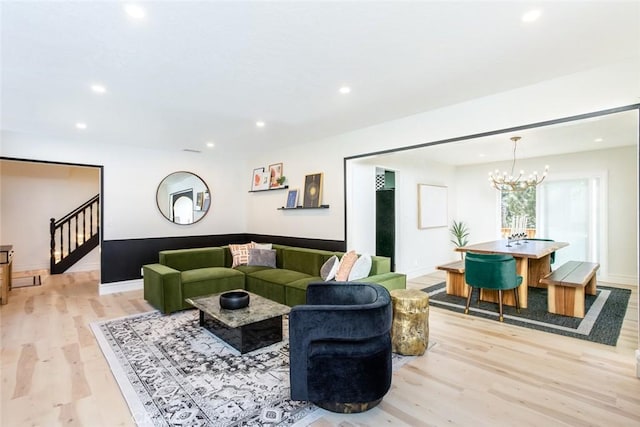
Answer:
[{"xmin": 1, "ymin": 271, "xmax": 638, "ymax": 426}]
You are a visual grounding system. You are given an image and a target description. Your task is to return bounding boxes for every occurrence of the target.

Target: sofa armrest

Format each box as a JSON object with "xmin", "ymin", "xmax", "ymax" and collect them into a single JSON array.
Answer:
[
  {"xmin": 358, "ymin": 272, "xmax": 407, "ymax": 291},
  {"xmin": 143, "ymin": 263, "xmax": 182, "ymax": 314}
]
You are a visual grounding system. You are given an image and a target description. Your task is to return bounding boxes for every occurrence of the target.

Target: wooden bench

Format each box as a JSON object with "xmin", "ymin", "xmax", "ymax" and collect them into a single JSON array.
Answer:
[
  {"xmin": 436, "ymin": 260, "xmax": 469, "ymax": 297},
  {"xmin": 539, "ymin": 261, "xmax": 599, "ymax": 318}
]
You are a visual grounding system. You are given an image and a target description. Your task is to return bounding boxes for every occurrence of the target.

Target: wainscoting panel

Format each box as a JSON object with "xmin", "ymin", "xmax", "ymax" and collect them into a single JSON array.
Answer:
[{"xmin": 101, "ymin": 234, "xmax": 345, "ymax": 284}]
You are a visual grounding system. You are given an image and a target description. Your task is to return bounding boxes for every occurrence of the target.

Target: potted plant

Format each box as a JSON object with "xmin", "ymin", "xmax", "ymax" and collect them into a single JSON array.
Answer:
[{"xmin": 449, "ymin": 220, "xmax": 469, "ymax": 259}]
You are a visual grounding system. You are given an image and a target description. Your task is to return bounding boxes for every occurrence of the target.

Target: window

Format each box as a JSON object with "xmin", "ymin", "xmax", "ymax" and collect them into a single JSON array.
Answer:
[
  {"xmin": 537, "ymin": 176, "xmax": 603, "ymax": 267},
  {"xmin": 500, "ymin": 187, "xmax": 537, "ymax": 235}
]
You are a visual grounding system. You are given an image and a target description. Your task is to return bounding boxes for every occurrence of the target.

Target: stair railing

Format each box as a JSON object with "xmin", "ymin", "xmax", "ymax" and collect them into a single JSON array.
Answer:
[{"xmin": 50, "ymin": 194, "xmax": 100, "ymax": 274}]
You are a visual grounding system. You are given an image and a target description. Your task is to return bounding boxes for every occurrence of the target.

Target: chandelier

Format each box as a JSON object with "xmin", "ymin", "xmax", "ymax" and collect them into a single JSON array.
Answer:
[{"xmin": 489, "ymin": 136, "xmax": 549, "ymax": 192}]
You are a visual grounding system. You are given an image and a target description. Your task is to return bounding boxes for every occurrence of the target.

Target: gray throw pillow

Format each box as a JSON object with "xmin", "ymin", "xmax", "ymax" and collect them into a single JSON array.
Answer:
[
  {"xmin": 247, "ymin": 248, "xmax": 276, "ymax": 268},
  {"xmin": 320, "ymin": 255, "xmax": 339, "ymax": 281}
]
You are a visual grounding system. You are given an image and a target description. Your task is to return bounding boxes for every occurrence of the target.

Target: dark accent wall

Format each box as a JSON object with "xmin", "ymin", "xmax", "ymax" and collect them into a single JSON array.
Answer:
[{"xmin": 101, "ymin": 234, "xmax": 346, "ymax": 283}]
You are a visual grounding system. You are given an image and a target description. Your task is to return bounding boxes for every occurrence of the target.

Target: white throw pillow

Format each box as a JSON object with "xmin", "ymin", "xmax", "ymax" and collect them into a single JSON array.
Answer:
[
  {"xmin": 348, "ymin": 254, "xmax": 372, "ymax": 281},
  {"xmin": 252, "ymin": 241, "xmax": 273, "ymax": 250},
  {"xmin": 320, "ymin": 255, "xmax": 339, "ymax": 281}
]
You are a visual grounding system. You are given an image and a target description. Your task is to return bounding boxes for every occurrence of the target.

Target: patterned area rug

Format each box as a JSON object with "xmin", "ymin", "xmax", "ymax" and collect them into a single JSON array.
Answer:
[
  {"xmin": 91, "ymin": 310, "xmax": 413, "ymax": 426},
  {"xmin": 423, "ymin": 282, "xmax": 630, "ymax": 346}
]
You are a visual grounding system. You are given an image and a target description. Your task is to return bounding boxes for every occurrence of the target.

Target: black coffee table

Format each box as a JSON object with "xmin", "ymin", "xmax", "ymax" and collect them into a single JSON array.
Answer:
[{"xmin": 186, "ymin": 290, "xmax": 291, "ymax": 354}]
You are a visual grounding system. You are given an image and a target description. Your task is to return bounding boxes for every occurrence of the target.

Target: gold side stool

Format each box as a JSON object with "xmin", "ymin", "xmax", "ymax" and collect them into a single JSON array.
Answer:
[{"xmin": 389, "ymin": 289, "xmax": 429, "ymax": 356}]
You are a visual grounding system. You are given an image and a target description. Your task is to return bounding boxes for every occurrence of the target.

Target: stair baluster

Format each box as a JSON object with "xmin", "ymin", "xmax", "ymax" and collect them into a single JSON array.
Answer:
[{"xmin": 50, "ymin": 194, "xmax": 100, "ymax": 274}]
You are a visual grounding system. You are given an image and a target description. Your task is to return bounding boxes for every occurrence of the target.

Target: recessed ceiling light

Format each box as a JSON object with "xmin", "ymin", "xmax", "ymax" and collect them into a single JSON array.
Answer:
[
  {"xmin": 522, "ymin": 9, "xmax": 542, "ymax": 23},
  {"xmin": 339, "ymin": 86, "xmax": 351, "ymax": 94},
  {"xmin": 595, "ymin": 138, "xmax": 604, "ymax": 142},
  {"xmin": 256, "ymin": 121, "xmax": 265, "ymax": 128},
  {"xmin": 75, "ymin": 122, "xmax": 87, "ymax": 129},
  {"xmin": 206, "ymin": 141, "xmax": 215, "ymax": 148},
  {"xmin": 90, "ymin": 84, "xmax": 106, "ymax": 94},
  {"xmin": 124, "ymin": 4, "xmax": 146, "ymax": 20}
]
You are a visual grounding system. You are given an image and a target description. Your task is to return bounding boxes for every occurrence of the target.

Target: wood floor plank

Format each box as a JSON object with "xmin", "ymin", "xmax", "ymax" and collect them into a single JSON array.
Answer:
[
  {"xmin": 1, "ymin": 270, "xmax": 638, "ymax": 427},
  {"xmin": 12, "ymin": 343, "xmax": 37, "ymax": 398}
]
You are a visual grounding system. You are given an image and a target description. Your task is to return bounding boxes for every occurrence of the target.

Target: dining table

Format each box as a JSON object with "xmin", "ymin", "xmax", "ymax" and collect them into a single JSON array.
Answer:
[{"xmin": 456, "ymin": 239, "xmax": 569, "ymax": 309}]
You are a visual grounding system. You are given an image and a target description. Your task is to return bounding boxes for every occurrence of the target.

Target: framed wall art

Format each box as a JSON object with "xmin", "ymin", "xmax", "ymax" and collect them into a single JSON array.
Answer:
[
  {"xmin": 418, "ymin": 184, "xmax": 448, "ymax": 229},
  {"xmin": 269, "ymin": 163, "xmax": 284, "ymax": 188},
  {"xmin": 303, "ymin": 173, "xmax": 323, "ymax": 207},
  {"xmin": 285, "ymin": 189, "xmax": 299, "ymax": 208},
  {"xmin": 251, "ymin": 167, "xmax": 269, "ymax": 191}
]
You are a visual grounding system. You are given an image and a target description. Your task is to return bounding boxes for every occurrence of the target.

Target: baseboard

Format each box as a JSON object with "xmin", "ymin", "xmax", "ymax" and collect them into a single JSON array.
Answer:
[
  {"xmin": 99, "ymin": 278, "xmax": 143, "ymax": 295},
  {"xmin": 600, "ymin": 274, "xmax": 637, "ymax": 287},
  {"xmin": 68, "ymin": 261, "xmax": 101, "ymax": 273},
  {"xmin": 406, "ymin": 266, "xmax": 439, "ymax": 280}
]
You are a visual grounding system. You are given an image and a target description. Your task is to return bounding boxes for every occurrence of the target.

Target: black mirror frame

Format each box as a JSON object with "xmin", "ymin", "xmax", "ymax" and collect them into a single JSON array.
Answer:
[{"xmin": 156, "ymin": 171, "xmax": 211, "ymax": 225}]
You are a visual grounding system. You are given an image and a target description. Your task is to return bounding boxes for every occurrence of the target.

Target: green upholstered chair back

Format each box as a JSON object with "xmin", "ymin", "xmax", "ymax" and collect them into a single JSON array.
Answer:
[
  {"xmin": 528, "ymin": 238, "xmax": 556, "ymax": 264},
  {"xmin": 464, "ymin": 252, "xmax": 522, "ymax": 290}
]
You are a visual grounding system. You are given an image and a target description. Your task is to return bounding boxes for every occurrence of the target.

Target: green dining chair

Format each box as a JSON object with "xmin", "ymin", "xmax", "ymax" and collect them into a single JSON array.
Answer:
[
  {"xmin": 464, "ymin": 252, "xmax": 523, "ymax": 322},
  {"xmin": 527, "ymin": 238, "xmax": 556, "ymax": 265}
]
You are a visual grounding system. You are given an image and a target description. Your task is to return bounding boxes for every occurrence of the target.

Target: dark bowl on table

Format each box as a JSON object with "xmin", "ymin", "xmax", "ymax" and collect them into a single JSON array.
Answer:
[{"xmin": 219, "ymin": 291, "xmax": 250, "ymax": 310}]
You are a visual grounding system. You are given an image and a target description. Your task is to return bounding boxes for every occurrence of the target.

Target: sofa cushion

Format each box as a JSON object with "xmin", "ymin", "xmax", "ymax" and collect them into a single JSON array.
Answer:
[
  {"xmin": 335, "ymin": 250, "xmax": 358, "ymax": 281},
  {"xmin": 348, "ymin": 254, "xmax": 372, "ymax": 281},
  {"xmin": 233, "ymin": 264, "xmax": 272, "ymax": 275},
  {"xmin": 282, "ymin": 247, "xmax": 334, "ymax": 277},
  {"xmin": 181, "ymin": 267, "xmax": 244, "ymax": 284},
  {"xmin": 247, "ymin": 268, "xmax": 313, "ymax": 285},
  {"xmin": 248, "ymin": 248, "xmax": 276, "ymax": 268},
  {"xmin": 285, "ymin": 276, "xmax": 323, "ymax": 306},
  {"xmin": 229, "ymin": 243, "xmax": 255, "ymax": 268},
  {"xmin": 320, "ymin": 255, "xmax": 339, "ymax": 281},
  {"xmin": 159, "ymin": 247, "xmax": 224, "ymax": 271}
]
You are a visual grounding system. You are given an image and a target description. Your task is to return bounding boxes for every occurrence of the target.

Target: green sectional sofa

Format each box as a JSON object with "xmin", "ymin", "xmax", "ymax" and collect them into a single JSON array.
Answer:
[{"xmin": 143, "ymin": 244, "xmax": 406, "ymax": 314}]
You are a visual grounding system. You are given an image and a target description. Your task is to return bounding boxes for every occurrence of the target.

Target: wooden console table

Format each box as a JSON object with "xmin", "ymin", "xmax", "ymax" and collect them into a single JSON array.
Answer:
[{"xmin": 0, "ymin": 245, "xmax": 14, "ymax": 305}]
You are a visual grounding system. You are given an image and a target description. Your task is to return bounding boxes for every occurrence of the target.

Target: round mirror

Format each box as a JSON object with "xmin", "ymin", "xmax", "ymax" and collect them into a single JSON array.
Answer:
[{"xmin": 156, "ymin": 171, "xmax": 211, "ymax": 224}]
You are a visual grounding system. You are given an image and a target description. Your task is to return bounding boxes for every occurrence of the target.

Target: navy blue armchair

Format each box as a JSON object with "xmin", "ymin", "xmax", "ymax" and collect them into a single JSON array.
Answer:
[{"xmin": 288, "ymin": 282, "xmax": 393, "ymax": 413}]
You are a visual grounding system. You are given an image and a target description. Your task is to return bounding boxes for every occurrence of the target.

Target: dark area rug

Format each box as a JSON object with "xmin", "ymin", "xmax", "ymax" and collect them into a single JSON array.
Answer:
[{"xmin": 422, "ymin": 282, "xmax": 630, "ymax": 346}]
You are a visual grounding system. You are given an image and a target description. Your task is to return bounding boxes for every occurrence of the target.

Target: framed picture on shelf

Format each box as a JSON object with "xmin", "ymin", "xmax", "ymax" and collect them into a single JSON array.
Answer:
[
  {"xmin": 303, "ymin": 173, "xmax": 323, "ymax": 207},
  {"xmin": 285, "ymin": 189, "xmax": 299, "ymax": 208},
  {"xmin": 269, "ymin": 163, "xmax": 284, "ymax": 188},
  {"xmin": 251, "ymin": 167, "xmax": 269, "ymax": 191}
]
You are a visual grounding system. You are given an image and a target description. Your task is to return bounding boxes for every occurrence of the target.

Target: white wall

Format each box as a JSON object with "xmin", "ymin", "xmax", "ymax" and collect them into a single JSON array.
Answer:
[
  {"xmin": 0, "ymin": 160, "xmax": 100, "ymax": 271},
  {"xmin": 349, "ymin": 156, "xmax": 458, "ymax": 277},
  {"xmin": 346, "ymin": 162, "xmax": 377, "ymax": 254},
  {"xmin": 1, "ymin": 132, "xmax": 248, "ymax": 243}
]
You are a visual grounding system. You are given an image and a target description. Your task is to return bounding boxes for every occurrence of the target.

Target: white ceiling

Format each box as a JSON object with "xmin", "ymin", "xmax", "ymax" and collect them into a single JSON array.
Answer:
[
  {"xmin": 2, "ymin": 1, "xmax": 639, "ymax": 156},
  {"xmin": 361, "ymin": 108, "xmax": 639, "ymax": 166}
]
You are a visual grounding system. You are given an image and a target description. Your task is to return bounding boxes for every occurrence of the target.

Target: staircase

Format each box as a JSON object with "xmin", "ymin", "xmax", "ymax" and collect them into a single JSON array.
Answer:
[{"xmin": 50, "ymin": 194, "xmax": 100, "ymax": 274}]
